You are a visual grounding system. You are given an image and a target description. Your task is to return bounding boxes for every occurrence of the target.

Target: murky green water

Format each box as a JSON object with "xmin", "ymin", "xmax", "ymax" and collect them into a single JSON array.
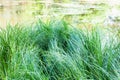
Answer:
[{"xmin": 0, "ymin": 0, "xmax": 120, "ymax": 27}]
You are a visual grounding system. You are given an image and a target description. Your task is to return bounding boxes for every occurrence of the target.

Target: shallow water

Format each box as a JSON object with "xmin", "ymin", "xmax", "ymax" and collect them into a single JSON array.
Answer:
[{"xmin": 0, "ymin": 0, "xmax": 120, "ymax": 27}]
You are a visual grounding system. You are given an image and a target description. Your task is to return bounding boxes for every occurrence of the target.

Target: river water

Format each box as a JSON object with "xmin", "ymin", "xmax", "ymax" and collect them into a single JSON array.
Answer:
[{"xmin": 0, "ymin": 0, "xmax": 120, "ymax": 28}]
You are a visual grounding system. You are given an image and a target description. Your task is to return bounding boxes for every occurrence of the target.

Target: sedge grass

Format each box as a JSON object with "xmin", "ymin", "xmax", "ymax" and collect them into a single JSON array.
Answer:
[{"xmin": 0, "ymin": 20, "xmax": 119, "ymax": 80}]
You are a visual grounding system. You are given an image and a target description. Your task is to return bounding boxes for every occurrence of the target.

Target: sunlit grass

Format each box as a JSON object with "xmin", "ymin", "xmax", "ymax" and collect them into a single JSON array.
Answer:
[{"xmin": 0, "ymin": 20, "xmax": 120, "ymax": 80}]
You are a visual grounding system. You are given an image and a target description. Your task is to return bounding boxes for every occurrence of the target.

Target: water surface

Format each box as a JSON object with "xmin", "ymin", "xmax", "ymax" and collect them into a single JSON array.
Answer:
[{"xmin": 0, "ymin": 0, "xmax": 120, "ymax": 28}]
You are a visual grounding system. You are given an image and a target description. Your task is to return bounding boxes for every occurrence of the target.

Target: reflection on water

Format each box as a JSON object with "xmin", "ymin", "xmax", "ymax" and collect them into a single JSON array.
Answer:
[
  {"xmin": 0, "ymin": 0, "xmax": 120, "ymax": 27},
  {"xmin": 0, "ymin": 2, "xmax": 35, "ymax": 27}
]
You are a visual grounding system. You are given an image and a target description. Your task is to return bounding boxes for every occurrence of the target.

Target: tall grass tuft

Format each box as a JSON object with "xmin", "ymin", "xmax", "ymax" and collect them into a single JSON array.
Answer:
[{"xmin": 0, "ymin": 20, "xmax": 119, "ymax": 80}]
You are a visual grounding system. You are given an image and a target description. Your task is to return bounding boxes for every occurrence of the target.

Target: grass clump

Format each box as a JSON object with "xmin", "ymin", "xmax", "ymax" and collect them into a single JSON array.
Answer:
[{"xmin": 0, "ymin": 20, "xmax": 119, "ymax": 80}]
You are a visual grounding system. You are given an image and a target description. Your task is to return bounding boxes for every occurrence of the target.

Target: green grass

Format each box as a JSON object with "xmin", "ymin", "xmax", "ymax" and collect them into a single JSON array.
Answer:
[{"xmin": 0, "ymin": 20, "xmax": 120, "ymax": 80}]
